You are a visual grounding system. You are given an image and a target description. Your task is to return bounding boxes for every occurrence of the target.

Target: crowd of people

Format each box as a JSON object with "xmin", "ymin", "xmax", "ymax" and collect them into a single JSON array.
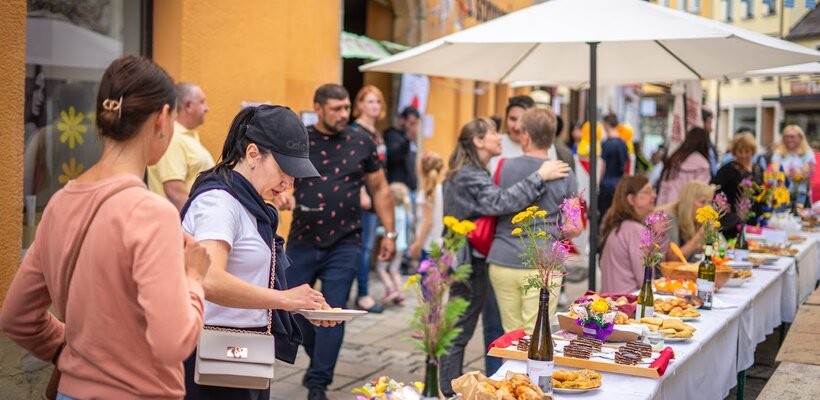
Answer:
[{"xmin": 1, "ymin": 54, "xmax": 819, "ymax": 400}]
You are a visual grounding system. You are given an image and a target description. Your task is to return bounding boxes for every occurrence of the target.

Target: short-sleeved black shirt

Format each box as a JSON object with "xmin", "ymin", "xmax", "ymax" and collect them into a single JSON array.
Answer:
[{"xmin": 288, "ymin": 125, "xmax": 382, "ymax": 248}]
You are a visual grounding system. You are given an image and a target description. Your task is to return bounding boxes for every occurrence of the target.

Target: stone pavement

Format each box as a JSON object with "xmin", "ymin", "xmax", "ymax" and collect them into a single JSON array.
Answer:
[{"xmin": 271, "ymin": 273, "xmax": 590, "ymax": 400}]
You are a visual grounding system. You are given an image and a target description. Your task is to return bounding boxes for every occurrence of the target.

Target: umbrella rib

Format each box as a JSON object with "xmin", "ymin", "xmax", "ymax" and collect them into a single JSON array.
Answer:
[
  {"xmin": 499, "ymin": 43, "xmax": 541, "ymax": 82},
  {"xmin": 654, "ymin": 40, "xmax": 703, "ymax": 81}
]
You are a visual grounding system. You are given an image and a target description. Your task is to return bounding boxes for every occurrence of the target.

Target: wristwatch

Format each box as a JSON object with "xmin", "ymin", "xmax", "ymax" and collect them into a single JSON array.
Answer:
[{"xmin": 385, "ymin": 231, "xmax": 398, "ymax": 240}]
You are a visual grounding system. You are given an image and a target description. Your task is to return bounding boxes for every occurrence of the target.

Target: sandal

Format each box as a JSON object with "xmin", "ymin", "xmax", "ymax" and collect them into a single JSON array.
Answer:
[
  {"xmin": 382, "ymin": 289, "xmax": 399, "ymax": 303},
  {"xmin": 356, "ymin": 296, "xmax": 384, "ymax": 314}
]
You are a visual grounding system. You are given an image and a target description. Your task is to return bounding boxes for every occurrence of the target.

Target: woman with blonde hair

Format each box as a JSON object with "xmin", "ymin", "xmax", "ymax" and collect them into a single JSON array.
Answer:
[
  {"xmin": 658, "ymin": 181, "xmax": 715, "ymax": 261},
  {"xmin": 408, "ymin": 151, "xmax": 445, "ymax": 261},
  {"xmin": 771, "ymin": 124, "xmax": 815, "ymax": 206},
  {"xmin": 351, "ymin": 85, "xmax": 388, "ymax": 313},
  {"xmin": 712, "ymin": 133, "xmax": 764, "ymax": 238}
]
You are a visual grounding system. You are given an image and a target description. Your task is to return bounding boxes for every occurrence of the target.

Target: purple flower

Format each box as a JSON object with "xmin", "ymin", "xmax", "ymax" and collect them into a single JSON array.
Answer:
[
  {"xmin": 714, "ymin": 192, "xmax": 730, "ymax": 215},
  {"xmin": 559, "ymin": 194, "xmax": 583, "ymax": 233},
  {"xmin": 641, "ymin": 211, "xmax": 669, "ymax": 267},
  {"xmin": 418, "ymin": 259, "xmax": 434, "ymax": 273}
]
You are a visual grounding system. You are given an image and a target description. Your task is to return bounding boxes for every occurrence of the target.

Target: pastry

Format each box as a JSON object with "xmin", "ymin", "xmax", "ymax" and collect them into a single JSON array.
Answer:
[
  {"xmin": 614, "ymin": 351, "xmax": 641, "ymax": 365},
  {"xmin": 625, "ymin": 341, "xmax": 652, "ymax": 358},
  {"xmin": 563, "ymin": 345, "xmax": 593, "ymax": 359},
  {"xmin": 553, "ymin": 368, "xmax": 603, "ymax": 390},
  {"xmin": 516, "ymin": 336, "xmax": 531, "ymax": 352}
]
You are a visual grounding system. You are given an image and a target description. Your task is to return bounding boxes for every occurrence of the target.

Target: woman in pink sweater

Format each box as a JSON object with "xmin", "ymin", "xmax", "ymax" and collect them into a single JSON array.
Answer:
[
  {"xmin": 0, "ymin": 56, "xmax": 210, "ymax": 400},
  {"xmin": 600, "ymin": 176, "xmax": 658, "ymax": 293},
  {"xmin": 656, "ymin": 127, "xmax": 712, "ymax": 206}
]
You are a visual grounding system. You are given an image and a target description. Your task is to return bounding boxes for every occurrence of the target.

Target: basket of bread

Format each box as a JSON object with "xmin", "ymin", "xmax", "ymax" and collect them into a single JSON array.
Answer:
[
  {"xmin": 452, "ymin": 372, "xmax": 551, "ymax": 400},
  {"xmin": 659, "ymin": 261, "xmax": 732, "ymax": 290}
]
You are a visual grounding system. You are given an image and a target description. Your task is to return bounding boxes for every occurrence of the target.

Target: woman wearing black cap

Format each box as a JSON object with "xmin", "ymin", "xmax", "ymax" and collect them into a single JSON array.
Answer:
[{"xmin": 181, "ymin": 105, "xmax": 336, "ymax": 399}]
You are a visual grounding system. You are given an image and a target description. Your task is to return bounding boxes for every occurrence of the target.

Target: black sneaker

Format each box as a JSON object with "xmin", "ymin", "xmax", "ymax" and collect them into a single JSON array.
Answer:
[{"xmin": 307, "ymin": 386, "xmax": 327, "ymax": 400}]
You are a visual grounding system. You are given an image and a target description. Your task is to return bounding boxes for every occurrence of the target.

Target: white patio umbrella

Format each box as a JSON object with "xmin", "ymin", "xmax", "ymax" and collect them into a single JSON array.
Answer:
[
  {"xmin": 26, "ymin": 16, "xmax": 122, "ymax": 70},
  {"xmin": 742, "ymin": 62, "xmax": 820, "ymax": 77},
  {"xmin": 361, "ymin": 0, "xmax": 820, "ymax": 289}
]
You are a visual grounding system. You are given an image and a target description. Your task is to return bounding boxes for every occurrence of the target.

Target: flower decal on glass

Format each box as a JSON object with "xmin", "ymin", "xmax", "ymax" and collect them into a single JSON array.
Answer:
[
  {"xmin": 57, "ymin": 106, "xmax": 87, "ymax": 149},
  {"xmin": 58, "ymin": 157, "xmax": 84, "ymax": 184}
]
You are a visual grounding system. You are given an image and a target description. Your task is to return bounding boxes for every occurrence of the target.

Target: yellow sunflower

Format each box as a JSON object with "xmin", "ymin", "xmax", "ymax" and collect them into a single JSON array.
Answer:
[
  {"xmin": 534, "ymin": 210, "xmax": 547, "ymax": 218},
  {"xmin": 511, "ymin": 227, "xmax": 523, "ymax": 236},
  {"xmin": 451, "ymin": 220, "xmax": 476, "ymax": 236},
  {"xmin": 443, "ymin": 216, "xmax": 458, "ymax": 229},
  {"xmin": 590, "ymin": 299, "xmax": 609, "ymax": 313},
  {"xmin": 58, "ymin": 157, "xmax": 84, "ymax": 184},
  {"xmin": 695, "ymin": 205, "xmax": 718, "ymax": 224},
  {"xmin": 57, "ymin": 106, "xmax": 87, "ymax": 149},
  {"xmin": 526, "ymin": 206, "xmax": 539, "ymax": 212},
  {"xmin": 511, "ymin": 210, "xmax": 534, "ymax": 224},
  {"xmin": 773, "ymin": 187, "xmax": 790, "ymax": 207}
]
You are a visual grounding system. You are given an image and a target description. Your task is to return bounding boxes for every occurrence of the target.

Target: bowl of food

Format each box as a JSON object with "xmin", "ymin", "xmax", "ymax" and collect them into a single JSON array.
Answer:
[
  {"xmin": 659, "ymin": 261, "xmax": 698, "ymax": 282},
  {"xmin": 660, "ymin": 261, "xmax": 732, "ymax": 290}
]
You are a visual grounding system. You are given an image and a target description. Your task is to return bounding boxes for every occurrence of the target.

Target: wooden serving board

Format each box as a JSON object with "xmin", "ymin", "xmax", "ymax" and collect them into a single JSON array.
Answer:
[{"xmin": 487, "ymin": 346, "xmax": 662, "ymax": 379}]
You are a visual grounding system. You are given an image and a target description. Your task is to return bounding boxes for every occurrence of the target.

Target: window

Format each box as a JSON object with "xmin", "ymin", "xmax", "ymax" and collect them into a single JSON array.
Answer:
[
  {"xmin": 689, "ymin": 0, "xmax": 701, "ymax": 13},
  {"xmin": 763, "ymin": 0, "xmax": 777, "ymax": 15},
  {"xmin": 23, "ymin": 0, "xmax": 148, "ymax": 247},
  {"xmin": 733, "ymin": 107, "xmax": 757, "ymax": 134},
  {"xmin": 741, "ymin": 0, "xmax": 755, "ymax": 19},
  {"xmin": 723, "ymin": 0, "xmax": 734, "ymax": 21}
]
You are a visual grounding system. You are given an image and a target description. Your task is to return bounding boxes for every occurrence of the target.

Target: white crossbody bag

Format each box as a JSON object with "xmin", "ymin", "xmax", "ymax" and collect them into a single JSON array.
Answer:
[{"xmin": 195, "ymin": 245, "xmax": 277, "ymax": 389}]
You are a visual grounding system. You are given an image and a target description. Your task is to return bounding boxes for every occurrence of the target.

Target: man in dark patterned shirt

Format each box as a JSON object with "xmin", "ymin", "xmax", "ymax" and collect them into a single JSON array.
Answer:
[{"xmin": 278, "ymin": 84, "xmax": 395, "ymax": 400}]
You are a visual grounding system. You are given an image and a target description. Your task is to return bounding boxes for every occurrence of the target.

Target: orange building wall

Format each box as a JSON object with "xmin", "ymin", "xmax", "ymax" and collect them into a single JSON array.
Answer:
[
  {"xmin": 153, "ymin": 0, "xmax": 342, "ymax": 235},
  {"xmin": 0, "ymin": 0, "xmax": 26, "ymax": 302}
]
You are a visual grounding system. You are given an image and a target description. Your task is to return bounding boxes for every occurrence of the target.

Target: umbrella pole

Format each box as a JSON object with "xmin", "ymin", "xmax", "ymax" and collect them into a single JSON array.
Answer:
[{"xmin": 587, "ymin": 41, "xmax": 599, "ymax": 291}]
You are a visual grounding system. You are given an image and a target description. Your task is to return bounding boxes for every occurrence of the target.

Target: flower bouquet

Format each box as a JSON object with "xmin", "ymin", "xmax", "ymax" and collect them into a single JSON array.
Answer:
[
  {"xmin": 404, "ymin": 216, "xmax": 474, "ymax": 398},
  {"xmin": 511, "ymin": 205, "xmax": 570, "ymax": 295},
  {"xmin": 696, "ymin": 194, "xmax": 729, "ymax": 246},
  {"xmin": 571, "ymin": 298, "xmax": 619, "ymax": 342},
  {"xmin": 753, "ymin": 172, "xmax": 791, "ymax": 225},
  {"xmin": 353, "ymin": 376, "xmax": 424, "ymax": 400}
]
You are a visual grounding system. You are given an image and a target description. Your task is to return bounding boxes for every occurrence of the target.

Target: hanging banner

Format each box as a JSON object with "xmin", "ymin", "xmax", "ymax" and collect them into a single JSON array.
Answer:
[
  {"xmin": 667, "ymin": 80, "xmax": 703, "ymax": 153},
  {"xmin": 398, "ymin": 74, "xmax": 430, "ymax": 115}
]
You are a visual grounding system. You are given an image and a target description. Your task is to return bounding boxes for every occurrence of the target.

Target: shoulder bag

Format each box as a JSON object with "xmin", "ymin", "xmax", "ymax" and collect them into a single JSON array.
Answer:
[
  {"xmin": 467, "ymin": 157, "xmax": 505, "ymax": 257},
  {"xmin": 194, "ymin": 244, "xmax": 277, "ymax": 390},
  {"xmin": 45, "ymin": 182, "xmax": 141, "ymax": 400}
]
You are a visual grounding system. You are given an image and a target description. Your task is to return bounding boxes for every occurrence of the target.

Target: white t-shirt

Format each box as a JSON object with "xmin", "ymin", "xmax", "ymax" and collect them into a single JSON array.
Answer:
[
  {"xmin": 488, "ymin": 134, "xmax": 559, "ymax": 175},
  {"xmin": 416, "ymin": 183, "xmax": 444, "ymax": 252},
  {"xmin": 182, "ymin": 189, "xmax": 271, "ymax": 328}
]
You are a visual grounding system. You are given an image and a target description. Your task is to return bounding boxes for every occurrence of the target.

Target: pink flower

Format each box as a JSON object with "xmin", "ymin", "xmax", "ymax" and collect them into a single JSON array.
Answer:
[
  {"xmin": 418, "ymin": 259, "xmax": 434, "ymax": 273},
  {"xmin": 559, "ymin": 193, "xmax": 583, "ymax": 233},
  {"xmin": 714, "ymin": 192, "xmax": 730, "ymax": 215}
]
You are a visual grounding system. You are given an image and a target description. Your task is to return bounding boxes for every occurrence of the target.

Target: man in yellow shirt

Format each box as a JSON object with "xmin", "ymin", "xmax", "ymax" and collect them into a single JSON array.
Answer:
[{"xmin": 148, "ymin": 82, "xmax": 215, "ymax": 210}]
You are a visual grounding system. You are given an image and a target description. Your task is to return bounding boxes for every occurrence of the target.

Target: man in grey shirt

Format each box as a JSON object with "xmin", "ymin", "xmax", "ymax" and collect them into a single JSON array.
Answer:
[{"xmin": 487, "ymin": 107, "xmax": 578, "ymax": 333}]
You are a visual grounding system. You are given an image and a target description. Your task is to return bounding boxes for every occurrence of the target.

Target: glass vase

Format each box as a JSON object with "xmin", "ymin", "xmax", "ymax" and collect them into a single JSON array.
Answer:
[{"xmin": 422, "ymin": 356, "xmax": 439, "ymax": 399}]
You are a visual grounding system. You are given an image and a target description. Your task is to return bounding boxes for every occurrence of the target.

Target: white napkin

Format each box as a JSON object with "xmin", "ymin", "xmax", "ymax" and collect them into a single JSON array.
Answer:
[{"xmin": 711, "ymin": 296, "xmax": 738, "ymax": 309}]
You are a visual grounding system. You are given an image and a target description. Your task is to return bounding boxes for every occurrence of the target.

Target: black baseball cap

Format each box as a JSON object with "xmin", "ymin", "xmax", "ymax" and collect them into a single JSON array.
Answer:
[{"xmin": 244, "ymin": 105, "xmax": 320, "ymax": 178}]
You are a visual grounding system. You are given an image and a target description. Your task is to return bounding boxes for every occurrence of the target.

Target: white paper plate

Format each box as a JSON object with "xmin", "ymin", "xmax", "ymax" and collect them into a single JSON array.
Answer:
[
  {"xmin": 725, "ymin": 277, "xmax": 752, "ymax": 287},
  {"xmin": 553, "ymin": 387, "xmax": 601, "ymax": 394},
  {"xmin": 296, "ymin": 309, "xmax": 367, "ymax": 321},
  {"xmin": 662, "ymin": 336, "xmax": 692, "ymax": 342},
  {"xmin": 726, "ymin": 260, "xmax": 753, "ymax": 269}
]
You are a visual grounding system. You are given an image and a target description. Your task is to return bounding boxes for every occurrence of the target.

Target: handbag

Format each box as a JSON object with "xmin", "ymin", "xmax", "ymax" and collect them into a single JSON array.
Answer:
[
  {"xmin": 467, "ymin": 157, "xmax": 505, "ymax": 256},
  {"xmin": 45, "ymin": 182, "xmax": 141, "ymax": 400},
  {"xmin": 194, "ymin": 243, "xmax": 277, "ymax": 390}
]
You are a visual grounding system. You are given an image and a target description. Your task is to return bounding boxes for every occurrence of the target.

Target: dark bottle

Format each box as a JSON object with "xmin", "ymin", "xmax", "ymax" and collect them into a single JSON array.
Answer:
[
  {"xmin": 735, "ymin": 223, "xmax": 749, "ymax": 263},
  {"xmin": 636, "ymin": 267, "xmax": 655, "ymax": 318},
  {"xmin": 696, "ymin": 245, "xmax": 716, "ymax": 310},
  {"xmin": 527, "ymin": 288, "xmax": 554, "ymax": 395}
]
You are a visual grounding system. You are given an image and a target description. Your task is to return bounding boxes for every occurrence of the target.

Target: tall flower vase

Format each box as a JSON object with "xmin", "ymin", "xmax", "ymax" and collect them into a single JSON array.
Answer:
[{"xmin": 422, "ymin": 356, "xmax": 439, "ymax": 399}]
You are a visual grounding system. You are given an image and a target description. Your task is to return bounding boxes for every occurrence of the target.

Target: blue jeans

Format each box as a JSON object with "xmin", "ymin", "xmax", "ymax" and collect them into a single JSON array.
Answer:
[
  {"xmin": 286, "ymin": 241, "xmax": 360, "ymax": 389},
  {"xmin": 57, "ymin": 395, "xmax": 76, "ymax": 400},
  {"xmin": 357, "ymin": 211, "xmax": 379, "ymax": 298}
]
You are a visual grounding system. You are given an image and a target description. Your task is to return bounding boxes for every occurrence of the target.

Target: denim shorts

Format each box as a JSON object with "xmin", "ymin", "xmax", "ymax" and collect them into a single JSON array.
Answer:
[{"xmin": 57, "ymin": 394, "xmax": 76, "ymax": 400}]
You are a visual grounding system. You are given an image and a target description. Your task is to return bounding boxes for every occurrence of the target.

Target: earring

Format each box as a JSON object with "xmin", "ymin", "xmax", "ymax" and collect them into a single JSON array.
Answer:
[{"xmin": 158, "ymin": 132, "xmax": 166, "ymax": 139}]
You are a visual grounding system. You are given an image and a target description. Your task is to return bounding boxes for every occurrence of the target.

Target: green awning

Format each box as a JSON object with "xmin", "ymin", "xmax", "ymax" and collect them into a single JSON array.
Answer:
[{"xmin": 341, "ymin": 31, "xmax": 404, "ymax": 60}]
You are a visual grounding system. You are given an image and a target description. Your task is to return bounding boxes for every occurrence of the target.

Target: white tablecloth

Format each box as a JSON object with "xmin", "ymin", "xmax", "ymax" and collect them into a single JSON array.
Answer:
[{"xmin": 490, "ymin": 236, "xmax": 820, "ymax": 400}]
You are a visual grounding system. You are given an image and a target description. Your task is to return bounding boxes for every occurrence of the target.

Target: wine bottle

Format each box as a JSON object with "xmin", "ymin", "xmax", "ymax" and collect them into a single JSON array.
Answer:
[
  {"xmin": 696, "ymin": 245, "xmax": 716, "ymax": 310},
  {"xmin": 527, "ymin": 288, "xmax": 554, "ymax": 395},
  {"xmin": 735, "ymin": 224, "xmax": 749, "ymax": 263},
  {"xmin": 636, "ymin": 267, "xmax": 655, "ymax": 318}
]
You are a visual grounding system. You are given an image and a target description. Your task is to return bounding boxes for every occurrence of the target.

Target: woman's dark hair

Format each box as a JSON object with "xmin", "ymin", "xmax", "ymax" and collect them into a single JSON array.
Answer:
[
  {"xmin": 600, "ymin": 176, "xmax": 649, "ymax": 250},
  {"xmin": 446, "ymin": 117, "xmax": 496, "ymax": 179},
  {"xmin": 505, "ymin": 95, "xmax": 534, "ymax": 116},
  {"xmin": 197, "ymin": 107, "xmax": 273, "ymax": 183},
  {"xmin": 660, "ymin": 127, "xmax": 711, "ymax": 181},
  {"xmin": 96, "ymin": 55, "xmax": 176, "ymax": 141}
]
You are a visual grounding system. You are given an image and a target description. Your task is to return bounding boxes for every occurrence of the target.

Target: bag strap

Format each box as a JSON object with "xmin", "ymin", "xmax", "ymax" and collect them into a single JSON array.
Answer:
[
  {"xmin": 203, "ymin": 242, "xmax": 275, "ymax": 336},
  {"xmin": 54, "ymin": 181, "xmax": 141, "ymax": 362},
  {"xmin": 493, "ymin": 157, "xmax": 505, "ymax": 185},
  {"xmin": 61, "ymin": 181, "xmax": 142, "ymax": 320}
]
